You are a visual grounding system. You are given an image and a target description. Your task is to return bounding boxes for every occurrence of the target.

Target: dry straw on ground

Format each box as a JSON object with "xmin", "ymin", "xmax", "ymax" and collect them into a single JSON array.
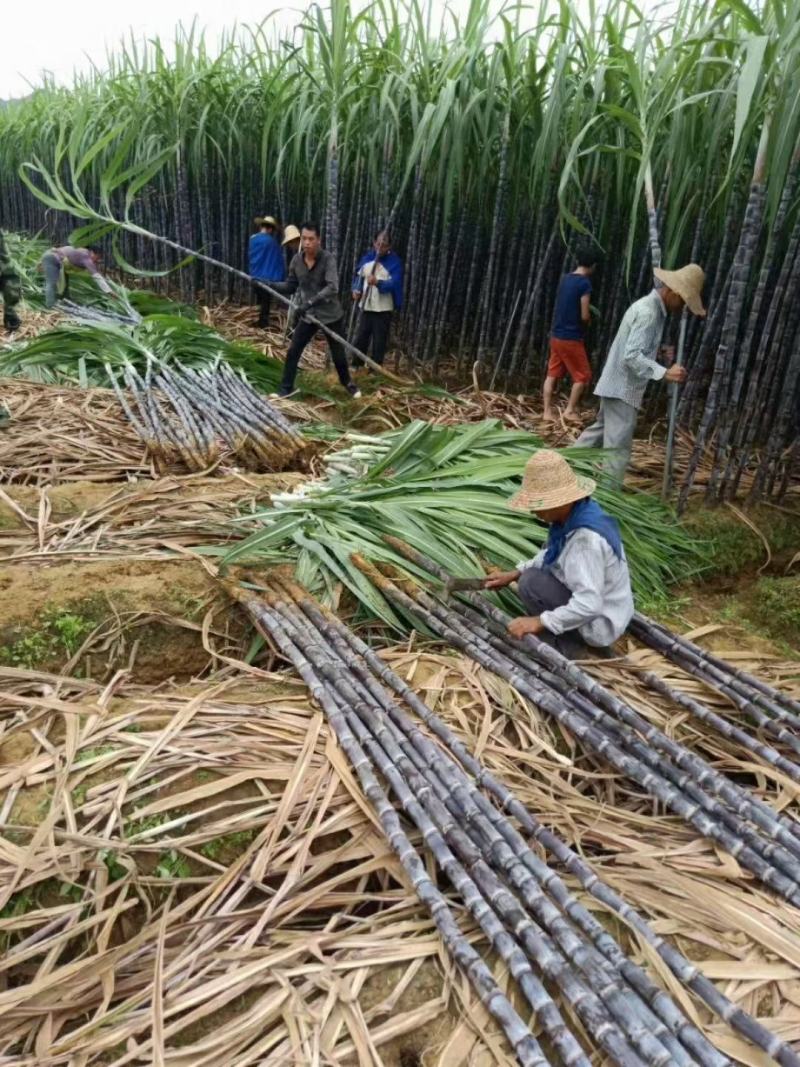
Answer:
[{"xmin": 2, "ymin": 633, "xmax": 799, "ymax": 1066}]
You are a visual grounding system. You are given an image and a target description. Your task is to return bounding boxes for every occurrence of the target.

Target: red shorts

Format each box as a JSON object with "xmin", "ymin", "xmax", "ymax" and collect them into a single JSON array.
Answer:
[{"xmin": 547, "ymin": 338, "xmax": 592, "ymax": 384}]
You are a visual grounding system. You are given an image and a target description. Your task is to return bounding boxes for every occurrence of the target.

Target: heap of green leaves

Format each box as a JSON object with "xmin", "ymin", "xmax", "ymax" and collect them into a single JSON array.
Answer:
[
  {"xmin": 0, "ymin": 315, "xmax": 273, "ymax": 389},
  {"xmin": 215, "ymin": 420, "xmax": 705, "ymax": 631}
]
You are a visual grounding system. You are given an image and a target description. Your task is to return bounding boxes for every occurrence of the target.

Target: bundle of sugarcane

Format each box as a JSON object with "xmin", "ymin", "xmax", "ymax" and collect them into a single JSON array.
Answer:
[
  {"xmin": 631, "ymin": 613, "xmax": 800, "ymax": 760},
  {"xmin": 108, "ymin": 360, "xmax": 307, "ymax": 473},
  {"xmin": 353, "ymin": 540, "xmax": 800, "ymax": 919},
  {"xmin": 58, "ymin": 297, "xmax": 142, "ymax": 328},
  {"xmin": 227, "ymin": 574, "xmax": 798, "ymax": 1067}
]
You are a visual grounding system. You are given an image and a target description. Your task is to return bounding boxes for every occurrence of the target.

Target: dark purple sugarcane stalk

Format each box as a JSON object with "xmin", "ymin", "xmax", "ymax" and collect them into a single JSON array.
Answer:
[
  {"xmin": 263, "ymin": 588, "xmax": 649, "ymax": 1067},
  {"xmin": 226, "ymin": 586, "xmax": 547, "ymax": 1067},
  {"xmin": 359, "ymin": 557, "xmax": 800, "ymax": 909},
  {"xmin": 271, "ymin": 575, "xmax": 726, "ymax": 1067},
  {"xmin": 269, "ymin": 562, "xmax": 797, "ymax": 1067},
  {"xmin": 477, "ymin": 110, "xmax": 511, "ymax": 366},
  {"xmin": 738, "ymin": 213, "xmax": 800, "ymax": 495}
]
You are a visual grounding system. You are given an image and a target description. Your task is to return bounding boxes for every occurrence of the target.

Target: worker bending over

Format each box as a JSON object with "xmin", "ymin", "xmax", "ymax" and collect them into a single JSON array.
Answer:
[
  {"xmin": 41, "ymin": 245, "xmax": 114, "ymax": 307},
  {"xmin": 486, "ymin": 450, "xmax": 634, "ymax": 659}
]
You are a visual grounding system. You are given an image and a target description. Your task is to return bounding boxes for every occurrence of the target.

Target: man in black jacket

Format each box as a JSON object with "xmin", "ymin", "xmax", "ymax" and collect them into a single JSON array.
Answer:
[{"xmin": 271, "ymin": 222, "xmax": 361, "ymax": 400}]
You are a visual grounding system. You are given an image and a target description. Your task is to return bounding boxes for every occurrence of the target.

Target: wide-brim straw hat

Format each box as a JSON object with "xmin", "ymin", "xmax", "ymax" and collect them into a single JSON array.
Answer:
[
  {"xmin": 509, "ymin": 450, "xmax": 596, "ymax": 512},
  {"xmin": 282, "ymin": 224, "xmax": 301, "ymax": 245},
  {"xmin": 255, "ymin": 214, "xmax": 278, "ymax": 227},
  {"xmin": 654, "ymin": 263, "xmax": 706, "ymax": 317}
]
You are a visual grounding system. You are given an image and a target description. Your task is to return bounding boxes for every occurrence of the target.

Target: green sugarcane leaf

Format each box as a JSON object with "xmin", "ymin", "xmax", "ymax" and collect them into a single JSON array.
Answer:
[{"xmin": 731, "ymin": 35, "xmax": 769, "ymax": 166}]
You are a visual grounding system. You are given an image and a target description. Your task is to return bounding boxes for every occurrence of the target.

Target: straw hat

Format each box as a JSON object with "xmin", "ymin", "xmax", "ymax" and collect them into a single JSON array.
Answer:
[
  {"xmin": 282, "ymin": 224, "xmax": 301, "ymax": 245},
  {"xmin": 254, "ymin": 214, "xmax": 278, "ymax": 227},
  {"xmin": 653, "ymin": 263, "xmax": 706, "ymax": 317},
  {"xmin": 509, "ymin": 450, "xmax": 596, "ymax": 512}
]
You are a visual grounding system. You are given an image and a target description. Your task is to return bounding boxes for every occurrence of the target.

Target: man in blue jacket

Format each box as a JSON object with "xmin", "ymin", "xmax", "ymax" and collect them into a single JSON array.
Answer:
[
  {"xmin": 351, "ymin": 230, "xmax": 403, "ymax": 369},
  {"xmin": 249, "ymin": 215, "xmax": 286, "ymax": 327}
]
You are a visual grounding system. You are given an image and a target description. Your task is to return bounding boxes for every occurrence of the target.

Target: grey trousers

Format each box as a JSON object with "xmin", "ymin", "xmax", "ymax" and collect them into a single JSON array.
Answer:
[
  {"xmin": 42, "ymin": 251, "xmax": 65, "ymax": 308},
  {"xmin": 517, "ymin": 567, "xmax": 589, "ymax": 660},
  {"xmin": 573, "ymin": 396, "xmax": 638, "ymax": 488}
]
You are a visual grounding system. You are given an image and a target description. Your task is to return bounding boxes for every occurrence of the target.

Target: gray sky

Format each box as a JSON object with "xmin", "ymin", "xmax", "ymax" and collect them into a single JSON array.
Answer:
[{"xmin": 2, "ymin": 0, "xmax": 498, "ymax": 99}]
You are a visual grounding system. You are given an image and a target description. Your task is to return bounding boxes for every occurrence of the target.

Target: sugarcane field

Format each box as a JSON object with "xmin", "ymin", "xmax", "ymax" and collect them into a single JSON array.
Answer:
[{"xmin": 2, "ymin": 0, "xmax": 800, "ymax": 1063}]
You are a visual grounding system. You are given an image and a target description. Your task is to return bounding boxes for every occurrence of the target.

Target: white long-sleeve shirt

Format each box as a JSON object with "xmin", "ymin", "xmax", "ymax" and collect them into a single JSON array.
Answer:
[
  {"xmin": 595, "ymin": 289, "xmax": 667, "ymax": 410},
  {"xmin": 517, "ymin": 528, "xmax": 634, "ymax": 647}
]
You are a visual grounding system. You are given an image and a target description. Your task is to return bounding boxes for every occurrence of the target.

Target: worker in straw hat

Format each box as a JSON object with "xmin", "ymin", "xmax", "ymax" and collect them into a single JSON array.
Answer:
[
  {"xmin": 574, "ymin": 264, "xmax": 706, "ymax": 486},
  {"xmin": 249, "ymin": 214, "xmax": 286, "ymax": 327},
  {"xmin": 282, "ymin": 224, "xmax": 301, "ymax": 257},
  {"xmin": 485, "ymin": 450, "xmax": 634, "ymax": 659}
]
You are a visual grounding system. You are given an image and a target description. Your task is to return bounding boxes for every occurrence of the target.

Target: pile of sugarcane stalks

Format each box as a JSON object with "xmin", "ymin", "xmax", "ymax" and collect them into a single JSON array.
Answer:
[
  {"xmin": 108, "ymin": 361, "xmax": 307, "ymax": 473},
  {"xmin": 354, "ymin": 541, "xmax": 800, "ymax": 918},
  {"xmin": 631, "ymin": 613, "xmax": 800, "ymax": 766},
  {"xmin": 227, "ymin": 574, "xmax": 797, "ymax": 1067}
]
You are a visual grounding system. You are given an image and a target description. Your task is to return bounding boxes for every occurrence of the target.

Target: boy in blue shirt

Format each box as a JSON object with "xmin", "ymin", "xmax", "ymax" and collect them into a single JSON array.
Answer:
[
  {"xmin": 543, "ymin": 248, "xmax": 600, "ymax": 424},
  {"xmin": 249, "ymin": 215, "xmax": 286, "ymax": 327}
]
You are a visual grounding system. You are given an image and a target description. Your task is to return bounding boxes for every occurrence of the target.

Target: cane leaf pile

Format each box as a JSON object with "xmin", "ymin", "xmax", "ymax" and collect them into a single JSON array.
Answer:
[{"xmin": 219, "ymin": 420, "xmax": 705, "ymax": 627}]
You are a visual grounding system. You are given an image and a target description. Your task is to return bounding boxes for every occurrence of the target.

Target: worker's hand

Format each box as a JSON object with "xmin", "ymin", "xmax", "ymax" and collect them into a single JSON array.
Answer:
[
  {"xmin": 484, "ymin": 568, "xmax": 521, "ymax": 590},
  {"xmin": 659, "ymin": 344, "xmax": 676, "ymax": 365},
  {"xmin": 664, "ymin": 365, "xmax": 687, "ymax": 384},
  {"xmin": 297, "ymin": 300, "xmax": 313, "ymax": 318},
  {"xmin": 351, "ymin": 291, "xmax": 361, "ymax": 302},
  {"xmin": 508, "ymin": 616, "xmax": 545, "ymax": 639},
  {"xmin": 367, "ymin": 275, "xmax": 378, "ymax": 287}
]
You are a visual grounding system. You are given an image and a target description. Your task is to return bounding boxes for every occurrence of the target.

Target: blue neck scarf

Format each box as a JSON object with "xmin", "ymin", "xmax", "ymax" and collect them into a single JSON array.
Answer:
[{"xmin": 542, "ymin": 497, "xmax": 623, "ymax": 568}]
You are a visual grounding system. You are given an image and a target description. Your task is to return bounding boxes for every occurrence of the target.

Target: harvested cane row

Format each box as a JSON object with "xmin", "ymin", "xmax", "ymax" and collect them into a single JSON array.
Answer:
[
  {"xmin": 229, "ymin": 574, "xmax": 797, "ymax": 1067},
  {"xmin": 108, "ymin": 361, "xmax": 307, "ymax": 473},
  {"xmin": 354, "ymin": 541, "xmax": 800, "ymax": 917}
]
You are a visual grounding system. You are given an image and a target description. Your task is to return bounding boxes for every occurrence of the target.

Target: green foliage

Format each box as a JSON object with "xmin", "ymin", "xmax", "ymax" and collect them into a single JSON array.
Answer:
[
  {"xmin": 212, "ymin": 421, "xmax": 705, "ymax": 631},
  {"xmin": 126, "ymin": 811, "xmax": 171, "ymax": 840},
  {"xmin": 0, "ymin": 608, "xmax": 96, "ymax": 669},
  {"xmin": 744, "ymin": 576, "xmax": 800, "ymax": 645},
  {"xmin": 0, "ymin": 311, "xmax": 331, "ymax": 397},
  {"xmin": 200, "ymin": 830, "xmax": 256, "ymax": 861},
  {"xmin": 77, "ymin": 745, "xmax": 118, "ymax": 764},
  {"xmin": 155, "ymin": 850, "xmax": 192, "ymax": 879},
  {"xmin": 683, "ymin": 507, "xmax": 800, "ymax": 578},
  {"xmin": 1, "ymin": 879, "xmax": 83, "ymax": 948},
  {"xmin": 100, "ymin": 850, "xmax": 129, "ymax": 882}
]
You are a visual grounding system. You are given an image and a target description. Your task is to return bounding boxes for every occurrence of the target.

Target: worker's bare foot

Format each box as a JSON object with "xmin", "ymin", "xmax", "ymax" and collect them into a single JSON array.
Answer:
[
  {"xmin": 563, "ymin": 410, "xmax": 582, "ymax": 424},
  {"xmin": 541, "ymin": 410, "xmax": 557, "ymax": 424}
]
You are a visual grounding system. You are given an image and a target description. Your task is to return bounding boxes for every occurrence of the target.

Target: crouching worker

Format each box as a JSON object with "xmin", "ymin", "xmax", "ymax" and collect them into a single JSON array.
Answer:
[{"xmin": 486, "ymin": 450, "xmax": 633, "ymax": 660}]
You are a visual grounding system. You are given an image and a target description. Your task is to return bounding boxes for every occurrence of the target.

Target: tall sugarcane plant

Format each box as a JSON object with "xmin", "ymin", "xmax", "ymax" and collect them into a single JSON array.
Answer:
[{"xmin": 3, "ymin": 0, "xmax": 800, "ymax": 500}]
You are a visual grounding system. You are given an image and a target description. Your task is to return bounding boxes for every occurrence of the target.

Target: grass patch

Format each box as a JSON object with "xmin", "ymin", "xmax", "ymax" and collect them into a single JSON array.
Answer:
[
  {"xmin": 740, "ymin": 577, "xmax": 800, "ymax": 648},
  {"xmin": 683, "ymin": 506, "xmax": 800, "ymax": 579},
  {"xmin": 0, "ymin": 606, "xmax": 99, "ymax": 669},
  {"xmin": 200, "ymin": 830, "xmax": 256, "ymax": 863}
]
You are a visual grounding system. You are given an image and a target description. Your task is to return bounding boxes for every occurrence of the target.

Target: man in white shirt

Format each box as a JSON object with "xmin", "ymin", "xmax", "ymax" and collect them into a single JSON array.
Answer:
[
  {"xmin": 486, "ymin": 450, "xmax": 634, "ymax": 659},
  {"xmin": 574, "ymin": 264, "xmax": 706, "ymax": 486},
  {"xmin": 351, "ymin": 230, "xmax": 404, "ymax": 370}
]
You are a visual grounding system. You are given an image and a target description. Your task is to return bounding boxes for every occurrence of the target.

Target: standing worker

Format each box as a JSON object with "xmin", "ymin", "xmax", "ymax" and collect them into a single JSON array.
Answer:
[
  {"xmin": 270, "ymin": 222, "xmax": 361, "ymax": 400},
  {"xmin": 249, "ymin": 214, "xmax": 286, "ymax": 328},
  {"xmin": 351, "ymin": 230, "xmax": 403, "ymax": 371},
  {"xmin": 41, "ymin": 244, "xmax": 115, "ymax": 307},
  {"xmin": 484, "ymin": 450, "xmax": 634, "ymax": 660},
  {"xmin": 0, "ymin": 233, "xmax": 21, "ymax": 333},
  {"xmin": 543, "ymin": 247, "xmax": 600, "ymax": 424},
  {"xmin": 574, "ymin": 265, "xmax": 706, "ymax": 487},
  {"xmin": 282, "ymin": 224, "xmax": 301, "ymax": 259}
]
